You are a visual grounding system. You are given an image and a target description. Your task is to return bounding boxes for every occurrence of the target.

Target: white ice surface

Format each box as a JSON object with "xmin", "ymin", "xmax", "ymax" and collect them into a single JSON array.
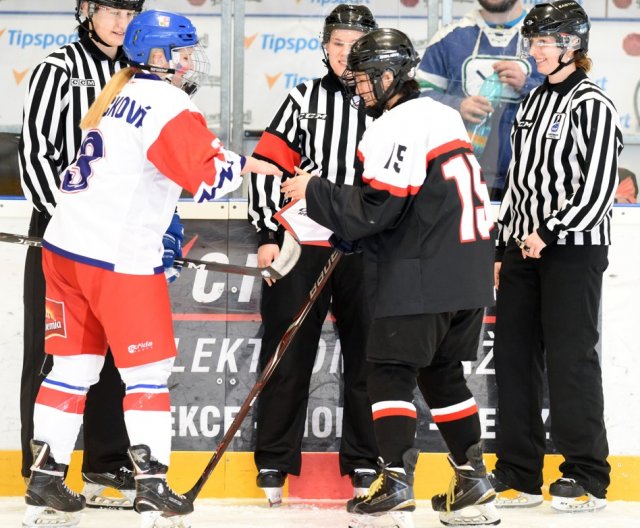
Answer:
[{"xmin": 1, "ymin": 498, "xmax": 638, "ymax": 527}]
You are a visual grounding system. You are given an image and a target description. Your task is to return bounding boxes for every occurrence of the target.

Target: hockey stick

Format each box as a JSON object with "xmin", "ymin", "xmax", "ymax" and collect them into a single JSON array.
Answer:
[
  {"xmin": 0, "ymin": 231, "xmax": 301, "ymax": 280},
  {"xmin": 185, "ymin": 249, "xmax": 343, "ymax": 502}
]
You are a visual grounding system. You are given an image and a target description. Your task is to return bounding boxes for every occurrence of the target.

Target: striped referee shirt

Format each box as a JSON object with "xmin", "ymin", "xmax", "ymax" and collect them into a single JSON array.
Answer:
[
  {"xmin": 248, "ymin": 71, "xmax": 371, "ymax": 244},
  {"xmin": 19, "ymin": 34, "xmax": 125, "ymax": 217},
  {"xmin": 497, "ymin": 69, "xmax": 623, "ymax": 254}
]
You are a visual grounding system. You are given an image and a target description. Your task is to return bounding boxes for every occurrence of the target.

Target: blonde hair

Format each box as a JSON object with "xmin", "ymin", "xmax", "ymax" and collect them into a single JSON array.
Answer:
[
  {"xmin": 80, "ymin": 67, "xmax": 139, "ymax": 130},
  {"xmin": 574, "ymin": 53, "xmax": 592, "ymax": 73}
]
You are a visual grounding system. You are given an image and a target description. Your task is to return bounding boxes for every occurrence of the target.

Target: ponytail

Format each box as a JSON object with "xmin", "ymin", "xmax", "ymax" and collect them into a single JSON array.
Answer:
[
  {"xmin": 574, "ymin": 53, "xmax": 592, "ymax": 73},
  {"xmin": 80, "ymin": 67, "xmax": 138, "ymax": 130}
]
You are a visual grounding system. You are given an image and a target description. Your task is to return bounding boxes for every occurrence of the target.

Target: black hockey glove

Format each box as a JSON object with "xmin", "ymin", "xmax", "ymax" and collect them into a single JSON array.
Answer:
[{"xmin": 329, "ymin": 234, "xmax": 360, "ymax": 255}]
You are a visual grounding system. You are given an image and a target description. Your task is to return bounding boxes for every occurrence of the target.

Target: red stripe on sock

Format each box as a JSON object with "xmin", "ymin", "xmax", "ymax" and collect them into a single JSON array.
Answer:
[
  {"xmin": 432, "ymin": 405, "xmax": 478, "ymax": 423},
  {"xmin": 372, "ymin": 407, "xmax": 417, "ymax": 420},
  {"xmin": 35, "ymin": 386, "xmax": 86, "ymax": 414},
  {"xmin": 123, "ymin": 392, "xmax": 170, "ymax": 412}
]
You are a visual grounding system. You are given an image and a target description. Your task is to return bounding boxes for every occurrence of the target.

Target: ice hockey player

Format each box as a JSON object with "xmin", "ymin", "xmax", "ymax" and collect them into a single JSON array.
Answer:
[
  {"xmin": 281, "ymin": 28, "xmax": 500, "ymax": 528},
  {"xmin": 23, "ymin": 9, "xmax": 281, "ymax": 528}
]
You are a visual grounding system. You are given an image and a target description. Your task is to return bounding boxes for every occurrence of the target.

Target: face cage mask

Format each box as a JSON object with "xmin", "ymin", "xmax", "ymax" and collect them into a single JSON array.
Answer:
[
  {"xmin": 166, "ymin": 43, "xmax": 210, "ymax": 97},
  {"xmin": 520, "ymin": 34, "xmax": 581, "ymax": 59},
  {"xmin": 342, "ymin": 67, "xmax": 411, "ymax": 118}
]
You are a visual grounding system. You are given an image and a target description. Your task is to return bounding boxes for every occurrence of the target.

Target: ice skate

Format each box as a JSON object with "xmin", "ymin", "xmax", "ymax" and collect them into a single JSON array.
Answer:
[
  {"xmin": 82, "ymin": 466, "xmax": 135, "ymax": 509},
  {"xmin": 256, "ymin": 469, "xmax": 286, "ymax": 507},
  {"xmin": 128, "ymin": 444, "xmax": 193, "ymax": 528},
  {"xmin": 486, "ymin": 472, "xmax": 542, "ymax": 508},
  {"xmin": 432, "ymin": 443, "xmax": 500, "ymax": 526},
  {"xmin": 350, "ymin": 468, "xmax": 378, "ymax": 497},
  {"xmin": 23, "ymin": 440, "xmax": 86, "ymax": 528},
  {"xmin": 549, "ymin": 477, "xmax": 607, "ymax": 513},
  {"xmin": 347, "ymin": 449, "xmax": 418, "ymax": 528}
]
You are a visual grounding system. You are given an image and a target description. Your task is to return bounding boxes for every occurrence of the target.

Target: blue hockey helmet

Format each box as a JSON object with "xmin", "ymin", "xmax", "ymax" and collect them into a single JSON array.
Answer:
[{"xmin": 124, "ymin": 10, "xmax": 209, "ymax": 96}]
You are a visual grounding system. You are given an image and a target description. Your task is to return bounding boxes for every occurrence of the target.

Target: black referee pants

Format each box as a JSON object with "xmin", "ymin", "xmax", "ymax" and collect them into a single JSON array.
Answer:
[
  {"xmin": 255, "ymin": 245, "xmax": 377, "ymax": 476},
  {"xmin": 20, "ymin": 209, "xmax": 130, "ymax": 478},
  {"xmin": 493, "ymin": 243, "xmax": 610, "ymax": 498}
]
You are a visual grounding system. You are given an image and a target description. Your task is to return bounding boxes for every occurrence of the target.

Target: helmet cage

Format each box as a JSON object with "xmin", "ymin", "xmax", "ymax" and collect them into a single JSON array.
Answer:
[
  {"xmin": 165, "ymin": 43, "xmax": 210, "ymax": 97},
  {"xmin": 342, "ymin": 30, "xmax": 419, "ymax": 117}
]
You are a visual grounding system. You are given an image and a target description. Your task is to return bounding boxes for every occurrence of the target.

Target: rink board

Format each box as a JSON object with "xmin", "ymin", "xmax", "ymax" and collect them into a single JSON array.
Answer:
[{"xmin": 1, "ymin": 450, "xmax": 639, "ymax": 500}]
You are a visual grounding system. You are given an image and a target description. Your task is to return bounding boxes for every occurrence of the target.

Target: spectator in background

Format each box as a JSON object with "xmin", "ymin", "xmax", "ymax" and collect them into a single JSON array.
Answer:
[
  {"xmin": 18, "ymin": 1, "xmax": 145, "ymax": 517},
  {"xmin": 417, "ymin": 0, "xmax": 544, "ymax": 200},
  {"xmin": 247, "ymin": 4, "xmax": 379, "ymax": 506},
  {"xmin": 491, "ymin": 1, "xmax": 623, "ymax": 512}
]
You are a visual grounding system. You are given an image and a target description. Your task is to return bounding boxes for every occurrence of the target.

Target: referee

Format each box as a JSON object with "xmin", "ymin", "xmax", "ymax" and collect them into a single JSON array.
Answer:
[
  {"xmin": 490, "ymin": 1, "xmax": 624, "ymax": 513},
  {"xmin": 18, "ymin": 0, "xmax": 144, "ymax": 512},
  {"xmin": 247, "ymin": 5, "xmax": 379, "ymax": 504}
]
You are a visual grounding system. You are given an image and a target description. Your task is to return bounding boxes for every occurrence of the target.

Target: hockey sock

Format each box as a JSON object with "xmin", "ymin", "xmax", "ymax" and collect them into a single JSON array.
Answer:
[
  {"xmin": 119, "ymin": 358, "xmax": 174, "ymax": 465},
  {"xmin": 33, "ymin": 354, "xmax": 105, "ymax": 465},
  {"xmin": 419, "ymin": 360, "xmax": 481, "ymax": 466},
  {"xmin": 368, "ymin": 362, "xmax": 418, "ymax": 466},
  {"xmin": 431, "ymin": 399, "xmax": 481, "ymax": 466}
]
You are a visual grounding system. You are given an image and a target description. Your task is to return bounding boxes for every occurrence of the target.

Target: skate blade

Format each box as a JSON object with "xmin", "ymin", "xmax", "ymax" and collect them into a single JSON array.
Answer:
[
  {"xmin": 83, "ymin": 483, "xmax": 134, "ymax": 509},
  {"xmin": 551, "ymin": 494, "xmax": 606, "ymax": 513},
  {"xmin": 139, "ymin": 511, "xmax": 192, "ymax": 528},
  {"xmin": 495, "ymin": 490, "xmax": 543, "ymax": 508},
  {"xmin": 23, "ymin": 505, "xmax": 82, "ymax": 528},
  {"xmin": 349, "ymin": 511, "xmax": 415, "ymax": 528},
  {"xmin": 262, "ymin": 487, "xmax": 283, "ymax": 507},
  {"xmin": 439, "ymin": 503, "xmax": 501, "ymax": 526}
]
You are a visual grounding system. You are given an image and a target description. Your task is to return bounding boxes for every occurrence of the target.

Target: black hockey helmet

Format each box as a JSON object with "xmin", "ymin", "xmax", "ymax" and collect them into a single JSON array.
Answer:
[
  {"xmin": 75, "ymin": 0, "xmax": 145, "ymax": 46},
  {"xmin": 521, "ymin": 0, "xmax": 590, "ymax": 52},
  {"xmin": 343, "ymin": 28, "xmax": 419, "ymax": 117},
  {"xmin": 75, "ymin": 0, "xmax": 145, "ymax": 19},
  {"xmin": 322, "ymin": 4, "xmax": 378, "ymax": 43}
]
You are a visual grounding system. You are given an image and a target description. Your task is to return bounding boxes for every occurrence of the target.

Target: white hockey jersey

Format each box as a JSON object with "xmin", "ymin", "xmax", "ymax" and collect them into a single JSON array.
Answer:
[{"xmin": 43, "ymin": 73, "xmax": 245, "ymax": 274}]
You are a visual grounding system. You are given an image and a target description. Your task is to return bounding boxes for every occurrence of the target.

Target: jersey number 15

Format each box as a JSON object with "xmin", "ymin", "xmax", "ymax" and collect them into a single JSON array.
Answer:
[{"xmin": 442, "ymin": 153, "xmax": 493, "ymax": 242}]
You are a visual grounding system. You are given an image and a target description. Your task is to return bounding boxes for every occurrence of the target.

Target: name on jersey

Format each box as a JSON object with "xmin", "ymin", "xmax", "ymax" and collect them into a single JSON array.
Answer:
[
  {"xmin": 71, "ymin": 78, "xmax": 96, "ymax": 88},
  {"xmin": 298, "ymin": 113, "xmax": 327, "ymax": 121},
  {"xmin": 103, "ymin": 95, "xmax": 151, "ymax": 128}
]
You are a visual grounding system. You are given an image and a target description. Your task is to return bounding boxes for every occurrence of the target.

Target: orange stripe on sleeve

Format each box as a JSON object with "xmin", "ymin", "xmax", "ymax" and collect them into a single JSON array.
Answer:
[
  {"xmin": 254, "ymin": 132, "xmax": 301, "ymax": 173},
  {"xmin": 426, "ymin": 139, "xmax": 472, "ymax": 164}
]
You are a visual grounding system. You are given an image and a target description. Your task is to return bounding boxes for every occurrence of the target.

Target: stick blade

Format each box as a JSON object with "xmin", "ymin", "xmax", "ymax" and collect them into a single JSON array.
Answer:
[{"xmin": 267, "ymin": 231, "xmax": 301, "ymax": 279}]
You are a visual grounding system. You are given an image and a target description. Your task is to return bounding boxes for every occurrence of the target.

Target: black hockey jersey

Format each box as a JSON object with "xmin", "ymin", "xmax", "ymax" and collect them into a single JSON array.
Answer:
[{"xmin": 306, "ymin": 95, "xmax": 495, "ymax": 318}]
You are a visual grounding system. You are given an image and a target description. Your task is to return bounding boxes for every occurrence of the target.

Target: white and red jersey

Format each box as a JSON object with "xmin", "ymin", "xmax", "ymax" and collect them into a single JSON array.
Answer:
[{"xmin": 43, "ymin": 73, "xmax": 245, "ymax": 274}]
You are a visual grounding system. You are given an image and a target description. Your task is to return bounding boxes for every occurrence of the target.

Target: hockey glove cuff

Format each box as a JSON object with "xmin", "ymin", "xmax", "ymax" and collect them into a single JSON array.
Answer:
[{"xmin": 163, "ymin": 212, "xmax": 184, "ymax": 283}]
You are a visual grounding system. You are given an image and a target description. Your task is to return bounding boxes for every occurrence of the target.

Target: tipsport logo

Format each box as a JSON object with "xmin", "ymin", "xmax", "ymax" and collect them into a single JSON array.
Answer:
[
  {"xmin": 2, "ymin": 28, "xmax": 79, "ymax": 49},
  {"xmin": 258, "ymin": 33, "xmax": 322, "ymax": 54},
  {"xmin": 264, "ymin": 72, "xmax": 312, "ymax": 90}
]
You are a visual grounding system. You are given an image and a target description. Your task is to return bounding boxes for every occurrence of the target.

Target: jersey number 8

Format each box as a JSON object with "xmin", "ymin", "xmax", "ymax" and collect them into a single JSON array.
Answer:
[{"xmin": 61, "ymin": 130, "xmax": 105, "ymax": 193}]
